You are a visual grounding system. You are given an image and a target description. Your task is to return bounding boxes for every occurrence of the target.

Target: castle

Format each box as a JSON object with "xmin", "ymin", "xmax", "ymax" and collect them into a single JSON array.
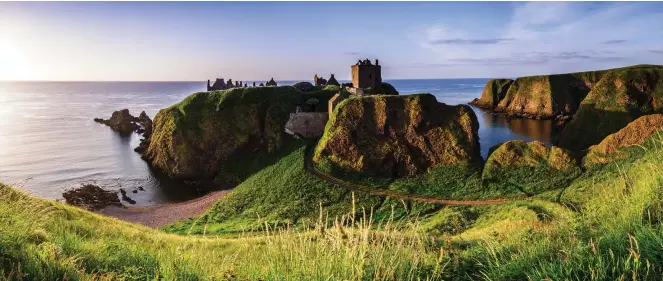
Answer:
[{"xmin": 351, "ymin": 59, "xmax": 381, "ymax": 89}]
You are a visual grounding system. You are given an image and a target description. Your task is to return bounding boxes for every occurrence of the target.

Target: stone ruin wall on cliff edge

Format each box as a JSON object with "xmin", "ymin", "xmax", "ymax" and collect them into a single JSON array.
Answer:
[{"xmin": 284, "ymin": 112, "xmax": 329, "ymax": 138}]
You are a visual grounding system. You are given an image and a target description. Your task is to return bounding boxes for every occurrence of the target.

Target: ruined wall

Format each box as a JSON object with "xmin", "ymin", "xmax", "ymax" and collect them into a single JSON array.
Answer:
[
  {"xmin": 284, "ymin": 112, "xmax": 329, "ymax": 138},
  {"xmin": 352, "ymin": 65, "xmax": 382, "ymax": 89}
]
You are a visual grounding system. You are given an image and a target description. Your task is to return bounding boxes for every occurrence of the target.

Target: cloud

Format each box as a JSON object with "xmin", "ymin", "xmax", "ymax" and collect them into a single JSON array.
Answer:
[
  {"xmin": 428, "ymin": 38, "xmax": 515, "ymax": 45},
  {"xmin": 413, "ymin": 2, "xmax": 663, "ymax": 76},
  {"xmin": 343, "ymin": 52, "xmax": 360, "ymax": 56},
  {"xmin": 602, "ymin": 39, "xmax": 627, "ymax": 44}
]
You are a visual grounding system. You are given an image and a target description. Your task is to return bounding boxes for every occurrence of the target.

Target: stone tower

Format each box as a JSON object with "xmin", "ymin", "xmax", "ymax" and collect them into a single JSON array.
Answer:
[{"xmin": 351, "ymin": 59, "xmax": 382, "ymax": 89}]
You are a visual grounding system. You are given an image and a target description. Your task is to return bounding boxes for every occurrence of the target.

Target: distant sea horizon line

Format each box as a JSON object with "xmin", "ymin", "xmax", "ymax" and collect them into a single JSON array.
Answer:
[{"xmin": 0, "ymin": 78, "xmax": 494, "ymax": 83}]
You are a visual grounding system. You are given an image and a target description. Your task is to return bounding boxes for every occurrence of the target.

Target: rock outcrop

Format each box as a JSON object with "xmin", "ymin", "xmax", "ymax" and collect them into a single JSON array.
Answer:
[
  {"xmin": 95, "ymin": 109, "xmax": 139, "ymax": 134},
  {"xmin": 583, "ymin": 114, "xmax": 663, "ymax": 167},
  {"xmin": 313, "ymin": 94, "xmax": 481, "ymax": 178},
  {"xmin": 483, "ymin": 140, "xmax": 581, "ymax": 194},
  {"xmin": 363, "ymin": 82, "xmax": 400, "ymax": 96},
  {"xmin": 558, "ymin": 65, "xmax": 663, "ymax": 151},
  {"xmin": 493, "ymin": 71, "xmax": 605, "ymax": 119},
  {"xmin": 143, "ymin": 86, "xmax": 337, "ymax": 183},
  {"xmin": 469, "ymin": 79, "xmax": 514, "ymax": 109},
  {"xmin": 62, "ymin": 184, "xmax": 122, "ymax": 211},
  {"xmin": 293, "ymin": 81, "xmax": 315, "ymax": 92}
]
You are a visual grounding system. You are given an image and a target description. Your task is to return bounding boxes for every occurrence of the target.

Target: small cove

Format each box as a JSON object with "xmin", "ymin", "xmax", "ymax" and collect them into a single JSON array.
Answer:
[{"xmin": 0, "ymin": 80, "xmax": 559, "ymax": 205}]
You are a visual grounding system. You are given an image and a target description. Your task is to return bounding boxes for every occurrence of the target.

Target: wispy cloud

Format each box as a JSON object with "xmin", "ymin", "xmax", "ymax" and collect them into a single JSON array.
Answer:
[
  {"xmin": 602, "ymin": 39, "xmax": 627, "ymax": 44},
  {"xmin": 343, "ymin": 52, "xmax": 361, "ymax": 56},
  {"xmin": 414, "ymin": 2, "xmax": 663, "ymax": 76},
  {"xmin": 428, "ymin": 38, "xmax": 515, "ymax": 45}
]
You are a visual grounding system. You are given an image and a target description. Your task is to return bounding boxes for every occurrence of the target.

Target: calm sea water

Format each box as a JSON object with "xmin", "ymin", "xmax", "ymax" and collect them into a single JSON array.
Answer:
[{"xmin": 0, "ymin": 79, "xmax": 558, "ymax": 205}]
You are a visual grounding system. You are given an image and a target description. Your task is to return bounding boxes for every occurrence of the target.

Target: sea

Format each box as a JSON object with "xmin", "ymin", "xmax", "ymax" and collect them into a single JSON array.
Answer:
[{"xmin": 0, "ymin": 79, "xmax": 560, "ymax": 206}]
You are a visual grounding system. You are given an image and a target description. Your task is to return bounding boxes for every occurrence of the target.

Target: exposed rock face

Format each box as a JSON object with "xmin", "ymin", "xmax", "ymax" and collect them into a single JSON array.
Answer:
[
  {"xmin": 469, "ymin": 79, "xmax": 514, "ymax": 109},
  {"xmin": 558, "ymin": 65, "xmax": 663, "ymax": 151},
  {"xmin": 96, "ymin": 109, "xmax": 139, "ymax": 134},
  {"xmin": 143, "ymin": 86, "xmax": 337, "ymax": 182},
  {"xmin": 494, "ymin": 71, "xmax": 605, "ymax": 119},
  {"xmin": 62, "ymin": 184, "xmax": 122, "ymax": 211},
  {"xmin": 483, "ymin": 140, "xmax": 581, "ymax": 194},
  {"xmin": 584, "ymin": 114, "xmax": 663, "ymax": 167},
  {"xmin": 293, "ymin": 81, "xmax": 315, "ymax": 92},
  {"xmin": 313, "ymin": 94, "xmax": 481, "ymax": 178},
  {"xmin": 138, "ymin": 111, "xmax": 153, "ymax": 139}
]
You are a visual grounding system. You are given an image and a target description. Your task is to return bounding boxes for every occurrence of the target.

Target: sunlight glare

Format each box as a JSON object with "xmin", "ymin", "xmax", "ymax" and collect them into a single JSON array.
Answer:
[{"xmin": 0, "ymin": 42, "xmax": 28, "ymax": 81}]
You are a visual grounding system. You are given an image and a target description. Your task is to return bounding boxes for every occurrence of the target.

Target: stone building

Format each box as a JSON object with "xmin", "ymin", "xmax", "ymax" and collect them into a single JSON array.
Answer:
[
  {"xmin": 326, "ymin": 74, "xmax": 340, "ymax": 86},
  {"xmin": 314, "ymin": 74, "xmax": 327, "ymax": 86},
  {"xmin": 266, "ymin": 78, "xmax": 278, "ymax": 86},
  {"xmin": 351, "ymin": 59, "xmax": 382, "ymax": 89},
  {"xmin": 207, "ymin": 78, "xmax": 228, "ymax": 91}
]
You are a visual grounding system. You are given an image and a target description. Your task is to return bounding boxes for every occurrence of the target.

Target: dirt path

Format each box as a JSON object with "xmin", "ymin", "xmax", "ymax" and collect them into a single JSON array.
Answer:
[
  {"xmin": 305, "ymin": 146, "xmax": 516, "ymax": 206},
  {"xmin": 98, "ymin": 190, "xmax": 231, "ymax": 228}
]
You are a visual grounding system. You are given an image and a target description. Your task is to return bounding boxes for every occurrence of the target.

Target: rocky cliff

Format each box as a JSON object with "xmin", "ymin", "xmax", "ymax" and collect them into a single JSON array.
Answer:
[
  {"xmin": 469, "ymin": 79, "xmax": 514, "ymax": 109},
  {"xmin": 313, "ymin": 94, "xmax": 481, "ymax": 178},
  {"xmin": 483, "ymin": 141, "xmax": 580, "ymax": 194},
  {"xmin": 143, "ymin": 86, "xmax": 337, "ymax": 183},
  {"xmin": 558, "ymin": 65, "xmax": 663, "ymax": 151},
  {"xmin": 493, "ymin": 70, "xmax": 605, "ymax": 119},
  {"xmin": 583, "ymin": 114, "xmax": 663, "ymax": 167}
]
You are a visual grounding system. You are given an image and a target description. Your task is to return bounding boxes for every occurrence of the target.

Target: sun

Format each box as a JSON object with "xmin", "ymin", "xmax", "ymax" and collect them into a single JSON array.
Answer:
[{"xmin": 0, "ymin": 42, "xmax": 29, "ymax": 81}]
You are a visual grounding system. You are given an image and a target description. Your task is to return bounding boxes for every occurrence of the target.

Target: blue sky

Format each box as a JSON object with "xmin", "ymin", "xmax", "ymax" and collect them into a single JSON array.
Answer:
[{"xmin": 1, "ymin": 1, "xmax": 662, "ymax": 81}]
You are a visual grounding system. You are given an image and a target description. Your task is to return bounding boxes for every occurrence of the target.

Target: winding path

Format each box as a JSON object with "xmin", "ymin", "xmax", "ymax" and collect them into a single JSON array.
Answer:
[
  {"xmin": 98, "ymin": 190, "xmax": 231, "ymax": 228},
  {"xmin": 304, "ymin": 144, "xmax": 515, "ymax": 206}
]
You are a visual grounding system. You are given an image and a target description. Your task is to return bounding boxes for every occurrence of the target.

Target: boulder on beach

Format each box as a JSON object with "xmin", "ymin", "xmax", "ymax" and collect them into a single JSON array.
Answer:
[
  {"xmin": 62, "ymin": 184, "xmax": 122, "ymax": 211},
  {"xmin": 313, "ymin": 94, "xmax": 481, "ymax": 178},
  {"xmin": 483, "ymin": 140, "xmax": 581, "ymax": 194},
  {"xmin": 558, "ymin": 65, "xmax": 663, "ymax": 151},
  {"xmin": 583, "ymin": 114, "xmax": 663, "ymax": 167}
]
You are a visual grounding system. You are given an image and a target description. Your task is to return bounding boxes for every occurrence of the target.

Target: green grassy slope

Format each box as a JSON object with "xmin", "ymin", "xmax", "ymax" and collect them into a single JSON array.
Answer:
[
  {"xmin": 164, "ymin": 138, "xmax": 440, "ymax": 235},
  {"xmin": 3, "ymin": 131, "xmax": 663, "ymax": 279}
]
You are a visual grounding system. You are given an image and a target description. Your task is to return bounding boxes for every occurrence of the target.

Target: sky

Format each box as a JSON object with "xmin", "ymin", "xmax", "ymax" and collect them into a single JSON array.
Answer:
[{"xmin": 0, "ymin": 1, "xmax": 662, "ymax": 81}]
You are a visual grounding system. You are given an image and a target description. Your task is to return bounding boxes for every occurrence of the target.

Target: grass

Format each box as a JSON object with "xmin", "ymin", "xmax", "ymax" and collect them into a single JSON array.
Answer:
[{"xmin": 5, "ymin": 109, "xmax": 663, "ymax": 279}]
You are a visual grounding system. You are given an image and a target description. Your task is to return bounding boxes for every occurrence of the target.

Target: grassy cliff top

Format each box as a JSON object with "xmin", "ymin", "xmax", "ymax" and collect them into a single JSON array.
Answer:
[{"xmin": 4, "ymin": 129, "xmax": 663, "ymax": 279}]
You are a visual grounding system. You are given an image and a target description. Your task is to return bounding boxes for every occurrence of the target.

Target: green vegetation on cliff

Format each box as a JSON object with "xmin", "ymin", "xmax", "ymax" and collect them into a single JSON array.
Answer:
[
  {"xmin": 558, "ymin": 65, "xmax": 663, "ymax": 151},
  {"xmin": 144, "ymin": 85, "xmax": 338, "ymax": 184},
  {"xmin": 312, "ymin": 93, "xmax": 495, "ymax": 199},
  {"xmin": 5, "ymin": 127, "xmax": 663, "ymax": 279},
  {"xmin": 469, "ymin": 79, "xmax": 514, "ymax": 109},
  {"xmin": 494, "ymin": 67, "xmax": 608, "ymax": 118},
  {"xmin": 483, "ymin": 140, "xmax": 581, "ymax": 195}
]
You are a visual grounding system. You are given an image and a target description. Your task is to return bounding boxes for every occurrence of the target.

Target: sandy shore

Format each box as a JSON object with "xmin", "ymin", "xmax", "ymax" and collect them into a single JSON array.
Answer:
[{"xmin": 98, "ymin": 190, "xmax": 231, "ymax": 228}]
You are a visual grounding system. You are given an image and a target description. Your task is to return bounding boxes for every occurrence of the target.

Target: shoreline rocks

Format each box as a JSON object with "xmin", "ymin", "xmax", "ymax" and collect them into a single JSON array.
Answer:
[
  {"xmin": 62, "ymin": 184, "xmax": 122, "ymax": 211},
  {"xmin": 94, "ymin": 109, "xmax": 154, "ymax": 153}
]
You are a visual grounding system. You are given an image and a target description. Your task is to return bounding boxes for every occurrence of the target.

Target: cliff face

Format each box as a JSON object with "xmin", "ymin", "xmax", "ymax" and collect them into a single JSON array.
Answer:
[
  {"xmin": 470, "ymin": 79, "xmax": 514, "ymax": 109},
  {"xmin": 313, "ymin": 94, "xmax": 481, "ymax": 178},
  {"xmin": 558, "ymin": 65, "xmax": 663, "ymax": 151},
  {"xmin": 583, "ymin": 114, "xmax": 663, "ymax": 167},
  {"xmin": 144, "ymin": 86, "xmax": 336, "ymax": 182},
  {"xmin": 493, "ymin": 71, "xmax": 605, "ymax": 119},
  {"xmin": 483, "ymin": 140, "xmax": 581, "ymax": 194}
]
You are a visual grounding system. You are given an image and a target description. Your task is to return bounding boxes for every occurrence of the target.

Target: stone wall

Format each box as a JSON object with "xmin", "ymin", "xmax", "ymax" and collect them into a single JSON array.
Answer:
[{"xmin": 284, "ymin": 112, "xmax": 329, "ymax": 138}]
